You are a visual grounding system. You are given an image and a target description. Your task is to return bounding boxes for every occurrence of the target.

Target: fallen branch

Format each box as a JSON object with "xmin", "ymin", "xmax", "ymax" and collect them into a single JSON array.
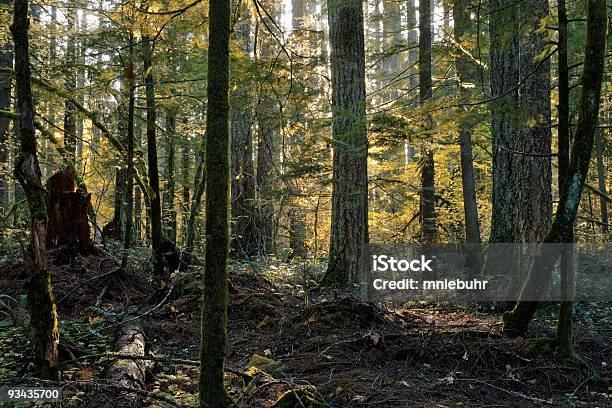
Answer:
[
  {"xmin": 73, "ymin": 285, "xmax": 174, "ymax": 341},
  {"xmin": 457, "ymin": 379, "xmax": 553, "ymax": 405},
  {"xmin": 56, "ymin": 269, "xmax": 118, "ymax": 305}
]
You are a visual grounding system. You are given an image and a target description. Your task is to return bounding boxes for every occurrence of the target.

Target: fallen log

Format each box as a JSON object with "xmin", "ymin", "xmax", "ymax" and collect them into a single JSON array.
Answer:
[{"xmin": 98, "ymin": 320, "xmax": 153, "ymax": 407}]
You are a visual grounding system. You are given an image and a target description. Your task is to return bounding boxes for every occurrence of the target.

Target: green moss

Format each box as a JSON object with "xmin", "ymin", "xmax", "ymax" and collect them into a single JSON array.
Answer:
[
  {"xmin": 520, "ymin": 337, "xmax": 555, "ymax": 358},
  {"xmin": 247, "ymin": 354, "xmax": 286, "ymax": 374},
  {"xmin": 272, "ymin": 386, "xmax": 327, "ymax": 408}
]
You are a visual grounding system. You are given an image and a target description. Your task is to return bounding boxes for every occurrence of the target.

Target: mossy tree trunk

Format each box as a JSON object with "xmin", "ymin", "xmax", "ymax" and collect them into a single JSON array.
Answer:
[
  {"xmin": 503, "ymin": 0, "xmax": 607, "ymax": 337},
  {"xmin": 11, "ymin": 0, "xmax": 60, "ymax": 380},
  {"xmin": 230, "ymin": 2, "xmax": 257, "ymax": 257},
  {"xmin": 322, "ymin": 0, "xmax": 369, "ymax": 288},
  {"xmin": 199, "ymin": 0, "xmax": 232, "ymax": 404},
  {"xmin": 63, "ymin": 7, "xmax": 77, "ymax": 163},
  {"xmin": 594, "ymin": 129, "xmax": 608, "ymax": 235},
  {"xmin": 0, "ymin": 2, "xmax": 12, "ymax": 212},
  {"xmin": 120, "ymin": 32, "xmax": 136, "ymax": 274},
  {"xmin": 142, "ymin": 31, "xmax": 165, "ymax": 282},
  {"xmin": 163, "ymin": 107, "xmax": 177, "ymax": 243}
]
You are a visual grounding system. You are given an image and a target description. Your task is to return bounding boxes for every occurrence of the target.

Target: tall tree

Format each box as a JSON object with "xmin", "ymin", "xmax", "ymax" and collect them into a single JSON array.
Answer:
[
  {"xmin": 419, "ymin": 0, "xmax": 436, "ymax": 243},
  {"xmin": 516, "ymin": 0, "xmax": 552, "ymax": 242},
  {"xmin": 231, "ymin": 2, "xmax": 257, "ymax": 257},
  {"xmin": 120, "ymin": 31, "xmax": 136, "ymax": 274},
  {"xmin": 504, "ymin": 0, "xmax": 553, "ymax": 297},
  {"xmin": 163, "ymin": 107, "xmax": 177, "ymax": 243},
  {"xmin": 322, "ymin": 0, "xmax": 369, "ymax": 287},
  {"xmin": 256, "ymin": 5, "xmax": 280, "ymax": 256},
  {"xmin": 63, "ymin": 7, "xmax": 77, "ymax": 162},
  {"xmin": 181, "ymin": 136, "xmax": 191, "ymax": 244},
  {"xmin": 11, "ymin": 0, "xmax": 60, "ymax": 379},
  {"xmin": 406, "ymin": 0, "xmax": 418, "ymax": 90},
  {"xmin": 142, "ymin": 31, "xmax": 164, "ymax": 281},
  {"xmin": 0, "ymin": 0, "xmax": 12, "ymax": 210},
  {"xmin": 453, "ymin": 0, "xmax": 482, "ymax": 271},
  {"xmin": 199, "ymin": 0, "xmax": 232, "ymax": 404},
  {"xmin": 503, "ymin": 0, "xmax": 607, "ymax": 338},
  {"xmin": 594, "ymin": 129, "xmax": 608, "ymax": 234},
  {"xmin": 555, "ymin": 0, "xmax": 576, "ymax": 360},
  {"xmin": 487, "ymin": 0, "xmax": 520, "ymax": 244}
]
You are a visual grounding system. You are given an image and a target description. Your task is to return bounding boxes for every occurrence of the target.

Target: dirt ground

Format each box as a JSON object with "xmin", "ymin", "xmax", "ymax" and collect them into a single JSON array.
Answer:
[{"xmin": 0, "ymin": 250, "xmax": 610, "ymax": 407}]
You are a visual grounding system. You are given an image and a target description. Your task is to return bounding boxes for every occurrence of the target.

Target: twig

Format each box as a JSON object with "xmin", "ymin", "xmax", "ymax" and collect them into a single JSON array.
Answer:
[
  {"xmin": 56, "ymin": 269, "xmax": 118, "ymax": 305},
  {"xmin": 73, "ymin": 285, "xmax": 174, "ymax": 341},
  {"xmin": 458, "ymin": 379, "xmax": 553, "ymax": 404}
]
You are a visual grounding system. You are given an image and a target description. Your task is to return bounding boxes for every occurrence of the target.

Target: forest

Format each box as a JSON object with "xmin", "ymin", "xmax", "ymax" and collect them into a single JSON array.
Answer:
[{"xmin": 0, "ymin": 0, "xmax": 609, "ymax": 406}]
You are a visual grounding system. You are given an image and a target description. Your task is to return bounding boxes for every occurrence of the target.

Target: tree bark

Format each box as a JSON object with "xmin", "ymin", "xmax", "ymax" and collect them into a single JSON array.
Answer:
[
  {"xmin": 120, "ymin": 33, "xmax": 136, "ymax": 274},
  {"xmin": 0, "ymin": 3, "xmax": 12, "ymax": 210},
  {"xmin": 594, "ymin": 129, "xmax": 608, "ymax": 234},
  {"xmin": 419, "ymin": 0, "xmax": 436, "ymax": 244},
  {"xmin": 406, "ymin": 0, "xmax": 418, "ymax": 90},
  {"xmin": 453, "ymin": 0, "xmax": 482, "ymax": 274},
  {"xmin": 231, "ymin": 2, "xmax": 257, "ymax": 257},
  {"xmin": 555, "ymin": 0, "xmax": 578, "ymax": 359},
  {"xmin": 181, "ymin": 139, "xmax": 191, "ymax": 244},
  {"xmin": 504, "ymin": 0, "xmax": 553, "ymax": 298},
  {"xmin": 487, "ymin": 0, "xmax": 521, "ymax": 244},
  {"xmin": 503, "ymin": 0, "xmax": 607, "ymax": 337},
  {"xmin": 322, "ymin": 0, "xmax": 369, "ymax": 287},
  {"xmin": 163, "ymin": 108, "xmax": 177, "ymax": 243},
  {"xmin": 75, "ymin": 11, "xmax": 87, "ymax": 167},
  {"xmin": 256, "ymin": 8, "xmax": 279, "ymax": 256},
  {"xmin": 142, "ymin": 33, "xmax": 165, "ymax": 282},
  {"xmin": 63, "ymin": 7, "xmax": 77, "ymax": 163},
  {"xmin": 134, "ymin": 112, "xmax": 143, "ymax": 242},
  {"xmin": 199, "ymin": 0, "xmax": 232, "ymax": 403},
  {"xmin": 11, "ymin": 0, "xmax": 60, "ymax": 379}
]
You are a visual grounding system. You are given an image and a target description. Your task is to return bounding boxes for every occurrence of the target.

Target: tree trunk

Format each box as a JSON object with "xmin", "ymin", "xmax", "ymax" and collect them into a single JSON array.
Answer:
[
  {"xmin": 504, "ymin": 0, "xmax": 553, "ymax": 298},
  {"xmin": 0, "ymin": 4, "xmax": 12, "ymax": 211},
  {"xmin": 256, "ymin": 10, "xmax": 279, "ymax": 256},
  {"xmin": 453, "ymin": 0, "xmax": 482, "ymax": 274},
  {"xmin": 487, "ymin": 0, "xmax": 521, "ymax": 244},
  {"xmin": 419, "ymin": 0, "xmax": 436, "ymax": 244},
  {"xmin": 594, "ymin": 129, "xmax": 608, "ymax": 234},
  {"xmin": 142, "ymin": 33, "xmax": 165, "ymax": 282},
  {"xmin": 503, "ymin": 0, "xmax": 607, "ymax": 337},
  {"xmin": 120, "ymin": 34, "xmax": 136, "ymax": 274},
  {"xmin": 554, "ymin": 0, "xmax": 573, "ymax": 359},
  {"xmin": 517, "ymin": 3, "xmax": 553, "ymax": 236},
  {"xmin": 163, "ymin": 108, "xmax": 177, "ymax": 243},
  {"xmin": 199, "ymin": 0, "xmax": 232, "ymax": 403},
  {"xmin": 63, "ymin": 7, "xmax": 77, "ymax": 163},
  {"xmin": 231, "ymin": 3, "xmax": 257, "ymax": 257},
  {"xmin": 406, "ymin": 0, "xmax": 418, "ymax": 90},
  {"xmin": 11, "ymin": 0, "xmax": 60, "ymax": 379},
  {"xmin": 134, "ymin": 112, "xmax": 143, "ymax": 242},
  {"xmin": 181, "ymin": 139, "xmax": 191, "ymax": 244},
  {"xmin": 321, "ymin": 0, "xmax": 369, "ymax": 287},
  {"xmin": 75, "ymin": 12, "xmax": 87, "ymax": 168}
]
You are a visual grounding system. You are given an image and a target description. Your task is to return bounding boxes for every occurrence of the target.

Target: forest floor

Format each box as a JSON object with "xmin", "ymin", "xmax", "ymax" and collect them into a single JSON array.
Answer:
[{"xmin": 0, "ymin": 248, "xmax": 610, "ymax": 407}]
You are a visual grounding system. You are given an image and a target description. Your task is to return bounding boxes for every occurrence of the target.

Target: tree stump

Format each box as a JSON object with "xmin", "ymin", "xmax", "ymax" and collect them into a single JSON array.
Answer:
[{"xmin": 45, "ymin": 168, "xmax": 94, "ymax": 255}]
